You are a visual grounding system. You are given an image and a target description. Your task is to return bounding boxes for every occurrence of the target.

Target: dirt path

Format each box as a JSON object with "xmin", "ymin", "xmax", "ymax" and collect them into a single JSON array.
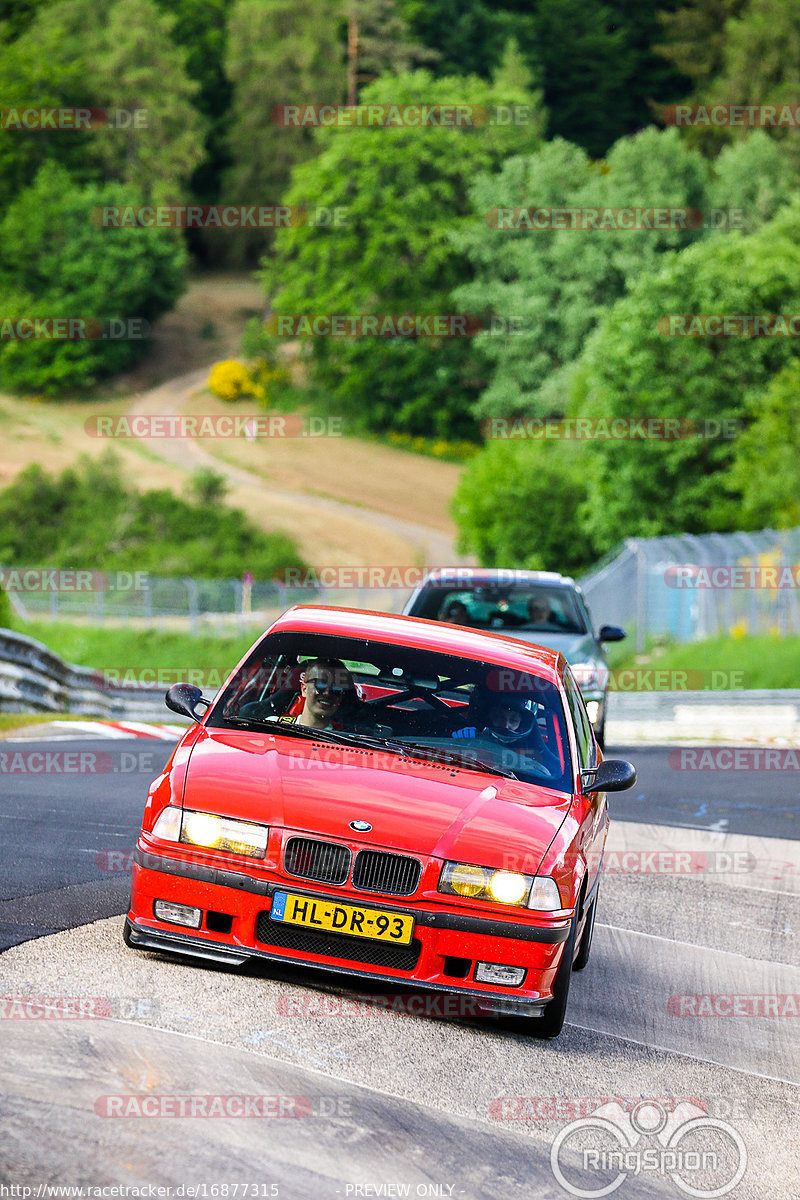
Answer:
[
  {"xmin": 124, "ymin": 369, "xmax": 462, "ymax": 568},
  {"xmin": 1, "ymin": 274, "xmax": 471, "ymax": 570}
]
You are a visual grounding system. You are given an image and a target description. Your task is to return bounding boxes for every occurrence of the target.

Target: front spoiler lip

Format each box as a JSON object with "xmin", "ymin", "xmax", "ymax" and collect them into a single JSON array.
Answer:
[
  {"xmin": 133, "ymin": 846, "xmax": 573, "ymax": 945},
  {"xmin": 123, "ymin": 918, "xmax": 549, "ymax": 1017}
]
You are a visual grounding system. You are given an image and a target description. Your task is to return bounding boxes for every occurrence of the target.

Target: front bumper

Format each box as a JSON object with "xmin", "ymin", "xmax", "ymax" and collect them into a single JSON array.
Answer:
[{"xmin": 128, "ymin": 847, "xmax": 573, "ymax": 1018}]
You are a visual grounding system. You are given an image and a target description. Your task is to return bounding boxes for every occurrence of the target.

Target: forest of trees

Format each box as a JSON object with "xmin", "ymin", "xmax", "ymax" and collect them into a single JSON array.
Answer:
[{"xmin": 3, "ymin": 0, "xmax": 800, "ymax": 568}]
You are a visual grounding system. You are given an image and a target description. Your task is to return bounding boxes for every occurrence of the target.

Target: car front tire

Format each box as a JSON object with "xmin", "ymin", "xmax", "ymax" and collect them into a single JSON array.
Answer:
[
  {"xmin": 573, "ymin": 885, "xmax": 598, "ymax": 972},
  {"xmin": 501, "ymin": 912, "xmax": 577, "ymax": 1039}
]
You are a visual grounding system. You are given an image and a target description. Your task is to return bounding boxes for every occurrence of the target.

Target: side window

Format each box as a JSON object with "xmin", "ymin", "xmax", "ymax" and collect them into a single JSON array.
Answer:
[
  {"xmin": 576, "ymin": 591, "xmax": 595, "ymax": 637},
  {"xmin": 564, "ymin": 670, "xmax": 596, "ymax": 769}
]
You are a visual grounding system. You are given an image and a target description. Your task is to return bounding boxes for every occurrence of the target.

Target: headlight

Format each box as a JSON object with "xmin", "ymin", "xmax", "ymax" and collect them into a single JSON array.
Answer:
[
  {"xmin": 571, "ymin": 662, "xmax": 599, "ymax": 691},
  {"xmin": 178, "ymin": 809, "xmax": 269, "ymax": 858},
  {"xmin": 439, "ymin": 861, "xmax": 532, "ymax": 907}
]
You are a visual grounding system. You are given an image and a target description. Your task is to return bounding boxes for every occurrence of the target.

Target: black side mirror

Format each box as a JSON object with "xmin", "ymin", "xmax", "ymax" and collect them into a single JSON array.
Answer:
[
  {"xmin": 165, "ymin": 682, "xmax": 210, "ymax": 723},
  {"xmin": 598, "ymin": 624, "xmax": 626, "ymax": 642},
  {"xmin": 580, "ymin": 759, "xmax": 637, "ymax": 793}
]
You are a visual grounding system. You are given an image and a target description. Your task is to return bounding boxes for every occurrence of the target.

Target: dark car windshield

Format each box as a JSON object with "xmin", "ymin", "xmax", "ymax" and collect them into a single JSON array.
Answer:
[
  {"xmin": 210, "ymin": 631, "xmax": 573, "ymax": 793},
  {"xmin": 412, "ymin": 583, "xmax": 587, "ymax": 636}
]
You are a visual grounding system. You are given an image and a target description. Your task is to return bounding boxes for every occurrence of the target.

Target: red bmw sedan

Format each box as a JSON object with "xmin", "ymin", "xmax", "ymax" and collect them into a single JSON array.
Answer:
[{"xmin": 124, "ymin": 606, "xmax": 635, "ymax": 1037}]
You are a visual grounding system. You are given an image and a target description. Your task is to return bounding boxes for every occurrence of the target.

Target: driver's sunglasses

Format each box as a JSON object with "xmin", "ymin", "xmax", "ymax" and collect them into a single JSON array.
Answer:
[{"xmin": 307, "ymin": 679, "xmax": 345, "ymax": 695}]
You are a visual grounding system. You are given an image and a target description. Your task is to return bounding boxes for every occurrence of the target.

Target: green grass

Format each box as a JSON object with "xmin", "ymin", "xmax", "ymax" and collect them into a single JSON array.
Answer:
[
  {"xmin": 13, "ymin": 622, "xmax": 800, "ymax": 692},
  {"xmin": 609, "ymin": 632, "xmax": 800, "ymax": 690},
  {"xmin": 22, "ymin": 621, "xmax": 258, "ymax": 688},
  {"xmin": 0, "ymin": 712, "xmax": 90, "ymax": 732}
]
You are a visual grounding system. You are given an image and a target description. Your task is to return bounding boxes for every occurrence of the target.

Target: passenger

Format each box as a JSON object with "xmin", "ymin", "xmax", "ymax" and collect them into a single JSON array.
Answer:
[
  {"xmin": 452, "ymin": 688, "xmax": 560, "ymax": 776},
  {"xmin": 441, "ymin": 599, "xmax": 471, "ymax": 625},
  {"xmin": 527, "ymin": 595, "xmax": 559, "ymax": 625}
]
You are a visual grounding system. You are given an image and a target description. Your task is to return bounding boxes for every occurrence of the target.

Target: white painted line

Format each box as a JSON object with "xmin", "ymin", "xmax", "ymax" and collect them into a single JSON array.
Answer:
[
  {"xmin": 565, "ymin": 1021, "xmax": 799, "ymax": 1087},
  {"xmin": 596, "ymin": 923, "xmax": 800, "ymax": 968}
]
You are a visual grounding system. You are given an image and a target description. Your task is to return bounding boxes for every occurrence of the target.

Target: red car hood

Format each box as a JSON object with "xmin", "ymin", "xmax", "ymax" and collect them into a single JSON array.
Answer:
[{"xmin": 180, "ymin": 728, "xmax": 572, "ymax": 872}]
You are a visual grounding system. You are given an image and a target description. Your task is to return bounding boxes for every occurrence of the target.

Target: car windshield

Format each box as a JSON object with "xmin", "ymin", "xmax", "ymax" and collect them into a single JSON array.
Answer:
[
  {"xmin": 210, "ymin": 631, "xmax": 573, "ymax": 792},
  {"xmin": 414, "ymin": 584, "xmax": 587, "ymax": 635}
]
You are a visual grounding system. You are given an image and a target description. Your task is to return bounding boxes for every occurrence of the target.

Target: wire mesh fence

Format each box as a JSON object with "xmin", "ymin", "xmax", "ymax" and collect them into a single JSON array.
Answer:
[
  {"xmin": 4, "ymin": 573, "xmax": 412, "ymax": 634},
  {"xmin": 5, "ymin": 524, "xmax": 800, "ymax": 648},
  {"xmin": 579, "ymin": 527, "xmax": 800, "ymax": 651}
]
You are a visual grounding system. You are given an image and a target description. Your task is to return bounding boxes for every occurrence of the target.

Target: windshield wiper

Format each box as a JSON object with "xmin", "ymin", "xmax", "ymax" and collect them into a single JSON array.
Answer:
[
  {"xmin": 399, "ymin": 742, "xmax": 518, "ymax": 779},
  {"xmin": 222, "ymin": 719, "xmax": 516, "ymax": 777},
  {"xmin": 222, "ymin": 717, "xmax": 355, "ymax": 745},
  {"xmin": 222, "ymin": 718, "xmax": 412, "ymax": 757}
]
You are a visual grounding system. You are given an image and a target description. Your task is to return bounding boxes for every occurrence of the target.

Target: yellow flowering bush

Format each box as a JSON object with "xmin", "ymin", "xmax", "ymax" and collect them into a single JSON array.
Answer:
[
  {"xmin": 207, "ymin": 360, "xmax": 254, "ymax": 402},
  {"xmin": 385, "ymin": 431, "xmax": 480, "ymax": 462}
]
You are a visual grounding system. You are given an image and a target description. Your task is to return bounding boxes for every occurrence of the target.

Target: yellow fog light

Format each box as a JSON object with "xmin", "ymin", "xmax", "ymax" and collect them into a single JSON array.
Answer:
[
  {"xmin": 488, "ymin": 870, "xmax": 528, "ymax": 905},
  {"xmin": 446, "ymin": 863, "xmax": 488, "ymax": 898}
]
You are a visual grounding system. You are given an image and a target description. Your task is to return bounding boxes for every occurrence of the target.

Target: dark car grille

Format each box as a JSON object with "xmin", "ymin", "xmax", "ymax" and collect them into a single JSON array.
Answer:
[
  {"xmin": 284, "ymin": 837, "xmax": 351, "ymax": 885},
  {"xmin": 256, "ymin": 913, "xmax": 421, "ymax": 970},
  {"xmin": 352, "ymin": 850, "xmax": 422, "ymax": 896}
]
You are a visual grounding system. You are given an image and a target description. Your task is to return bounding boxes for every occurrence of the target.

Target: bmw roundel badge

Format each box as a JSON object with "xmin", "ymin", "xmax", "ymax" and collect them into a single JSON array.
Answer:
[{"xmin": 349, "ymin": 820, "xmax": 372, "ymax": 832}]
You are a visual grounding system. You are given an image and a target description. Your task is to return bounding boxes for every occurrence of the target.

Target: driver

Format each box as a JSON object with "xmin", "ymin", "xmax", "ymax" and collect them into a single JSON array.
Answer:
[
  {"xmin": 295, "ymin": 658, "xmax": 357, "ymax": 729},
  {"xmin": 237, "ymin": 658, "xmax": 358, "ymax": 729},
  {"xmin": 452, "ymin": 688, "xmax": 561, "ymax": 776}
]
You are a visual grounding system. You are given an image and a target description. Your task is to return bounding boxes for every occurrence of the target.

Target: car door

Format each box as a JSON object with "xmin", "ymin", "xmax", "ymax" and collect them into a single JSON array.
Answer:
[{"xmin": 564, "ymin": 667, "xmax": 607, "ymax": 893}]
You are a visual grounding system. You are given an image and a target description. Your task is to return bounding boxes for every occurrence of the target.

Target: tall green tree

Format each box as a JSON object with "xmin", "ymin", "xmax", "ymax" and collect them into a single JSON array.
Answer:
[
  {"xmin": 655, "ymin": 0, "xmax": 746, "ymax": 92},
  {"xmin": 0, "ymin": 0, "xmax": 204, "ymax": 210},
  {"xmin": 708, "ymin": 132, "xmax": 798, "ymax": 232},
  {"xmin": 260, "ymin": 67, "xmax": 544, "ymax": 438},
  {"xmin": 223, "ymin": 0, "xmax": 346, "ymax": 265},
  {"xmin": 571, "ymin": 200, "xmax": 800, "ymax": 552},
  {"xmin": 455, "ymin": 127, "xmax": 710, "ymax": 421},
  {"xmin": 399, "ymin": 0, "xmax": 535, "ymax": 79},
  {"xmin": 452, "ymin": 438, "xmax": 597, "ymax": 572},
  {"xmin": 727, "ymin": 359, "xmax": 800, "ymax": 529},
  {"xmin": 0, "ymin": 162, "xmax": 187, "ymax": 392},
  {"xmin": 88, "ymin": 0, "xmax": 205, "ymax": 200},
  {"xmin": 713, "ymin": 0, "xmax": 800, "ymax": 158},
  {"xmin": 155, "ymin": 0, "xmax": 234, "ymax": 238},
  {"xmin": 347, "ymin": 0, "xmax": 437, "ymax": 103},
  {"xmin": 531, "ymin": 0, "xmax": 634, "ymax": 158}
]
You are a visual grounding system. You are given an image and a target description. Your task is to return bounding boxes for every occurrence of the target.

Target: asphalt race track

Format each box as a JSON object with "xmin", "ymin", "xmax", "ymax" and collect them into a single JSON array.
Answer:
[{"xmin": 1, "ymin": 736, "xmax": 798, "ymax": 1198}]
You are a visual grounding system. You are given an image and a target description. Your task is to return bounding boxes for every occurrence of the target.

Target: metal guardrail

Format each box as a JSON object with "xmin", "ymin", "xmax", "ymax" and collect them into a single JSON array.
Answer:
[
  {"xmin": 0, "ymin": 627, "xmax": 171, "ymax": 719},
  {"xmin": 4, "ymin": 625, "xmax": 799, "ymax": 740}
]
